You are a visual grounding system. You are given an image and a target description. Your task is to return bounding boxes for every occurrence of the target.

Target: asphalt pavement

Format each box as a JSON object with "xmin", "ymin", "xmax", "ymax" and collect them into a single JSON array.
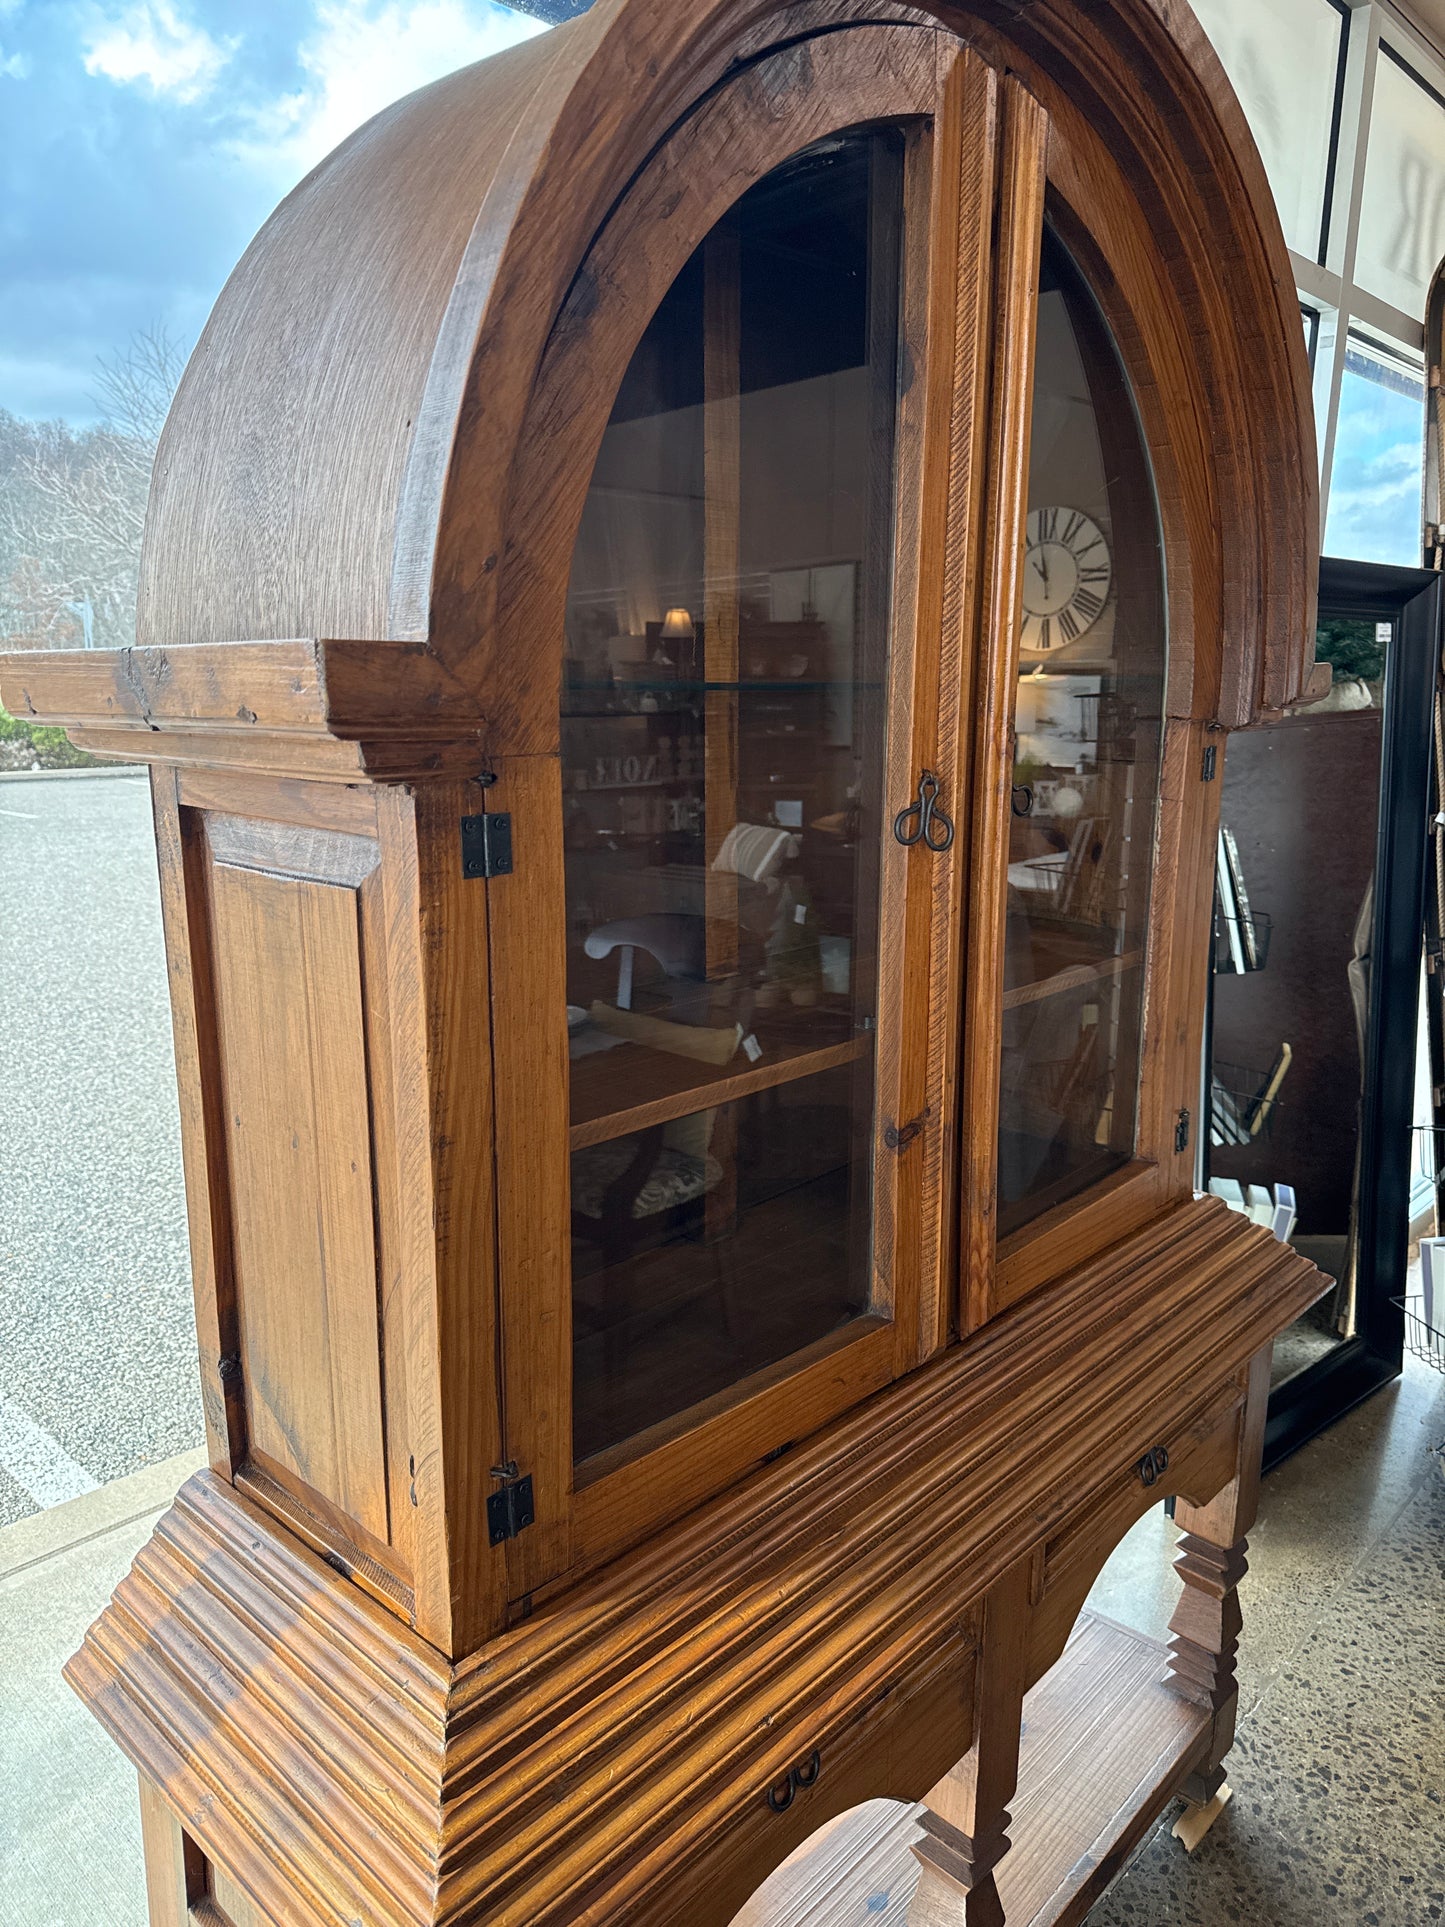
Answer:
[{"xmin": 0, "ymin": 767, "xmax": 202, "ymax": 1528}]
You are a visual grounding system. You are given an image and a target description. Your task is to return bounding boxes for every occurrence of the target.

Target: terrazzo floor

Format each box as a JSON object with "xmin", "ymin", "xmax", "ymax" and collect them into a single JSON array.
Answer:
[
  {"xmin": 1085, "ymin": 1351, "xmax": 1445, "ymax": 1927},
  {"xmin": 1, "ymin": 1357, "xmax": 1441, "ymax": 1924}
]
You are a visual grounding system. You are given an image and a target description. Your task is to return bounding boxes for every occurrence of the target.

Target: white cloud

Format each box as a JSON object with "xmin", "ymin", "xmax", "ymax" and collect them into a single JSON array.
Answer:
[
  {"xmin": 1325, "ymin": 439, "xmax": 1425, "ymax": 565},
  {"xmin": 240, "ymin": 0, "xmax": 546, "ymax": 186},
  {"xmin": 82, "ymin": 2, "xmax": 235, "ymax": 105},
  {"xmin": 0, "ymin": 47, "xmax": 28, "ymax": 77}
]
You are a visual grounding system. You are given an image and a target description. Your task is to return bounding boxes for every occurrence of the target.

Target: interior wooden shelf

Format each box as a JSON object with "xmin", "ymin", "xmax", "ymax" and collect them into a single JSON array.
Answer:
[
  {"xmin": 1003, "ymin": 948, "xmax": 1144, "ymax": 1012},
  {"xmin": 737, "ymin": 1610, "xmax": 1210, "ymax": 1927},
  {"xmin": 570, "ymin": 1028, "xmax": 867, "ymax": 1149}
]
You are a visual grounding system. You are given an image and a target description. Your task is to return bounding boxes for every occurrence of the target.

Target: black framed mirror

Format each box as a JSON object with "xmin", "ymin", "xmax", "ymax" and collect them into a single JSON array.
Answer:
[{"xmin": 1203, "ymin": 556, "xmax": 1441, "ymax": 1468}]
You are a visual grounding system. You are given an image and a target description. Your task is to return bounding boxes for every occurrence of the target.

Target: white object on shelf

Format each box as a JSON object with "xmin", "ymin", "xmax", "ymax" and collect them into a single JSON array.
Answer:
[
  {"xmin": 1207, "ymin": 1177, "xmax": 1298, "ymax": 1244},
  {"xmin": 1419, "ymin": 1235, "xmax": 1445, "ymax": 1329},
  {"xmin": 1271, "ymin": 1183, "xmax": 1297, "ymax": 1244},
  {"xmin": 1244, "ymin": 1183, "xmax": 1274, "ymax": 1228}
]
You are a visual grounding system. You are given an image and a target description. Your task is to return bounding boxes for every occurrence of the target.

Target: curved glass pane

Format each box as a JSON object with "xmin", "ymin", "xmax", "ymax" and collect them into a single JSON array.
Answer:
[
  {"xmin": 562, "ymin": 131, "xmax": 903, "ymax": 1462},
  {"xmin": 999, "ymin": 228, "xmax": 1167, "ymax": 1234}
]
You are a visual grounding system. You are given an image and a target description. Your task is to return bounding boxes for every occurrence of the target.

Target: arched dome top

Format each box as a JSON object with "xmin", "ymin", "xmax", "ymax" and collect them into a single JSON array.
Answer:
[{"xmin": 5, "ymin": 0, "xmax": 1317, "ymax": 764}]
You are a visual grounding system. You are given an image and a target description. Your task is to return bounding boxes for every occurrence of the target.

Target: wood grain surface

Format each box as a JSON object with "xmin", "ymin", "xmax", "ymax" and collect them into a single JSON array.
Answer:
[
  {"xmin": 0, "ymin": 0, "xmax": 1314, "ymax": 744},
  {"xmin": 71, "ymin": 1198, "xmax": 1321, "ymax": 1927},
  {"xmin": 27, "ymin": 4, "xmax": 1327, "ymax": 1923}
]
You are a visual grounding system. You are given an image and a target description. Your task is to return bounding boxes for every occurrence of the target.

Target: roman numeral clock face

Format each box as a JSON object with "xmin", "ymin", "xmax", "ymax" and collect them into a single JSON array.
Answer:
[{"xmin": 1021, "ymin": 507, "xmax": 1112, "ymax": 654}]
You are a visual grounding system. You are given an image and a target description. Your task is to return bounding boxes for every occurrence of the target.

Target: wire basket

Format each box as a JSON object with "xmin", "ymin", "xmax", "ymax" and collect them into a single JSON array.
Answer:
[
  {"xmin": 1393, "ymin": 1296, "xmax": 1445, "ymax": 1374},
  {"xmin": 1210, "ymin": 1059, "xmax": 1283, "ymax": 1147},
  {"xmin": 1212, "ymin": 908, "xmax": 1272, "ymax": 975}
]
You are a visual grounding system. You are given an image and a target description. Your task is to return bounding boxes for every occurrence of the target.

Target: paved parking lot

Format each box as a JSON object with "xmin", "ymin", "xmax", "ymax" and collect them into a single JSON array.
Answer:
[{"xmin": 0, "ymin": 767, "xmax": 201, "ymax": 1527}]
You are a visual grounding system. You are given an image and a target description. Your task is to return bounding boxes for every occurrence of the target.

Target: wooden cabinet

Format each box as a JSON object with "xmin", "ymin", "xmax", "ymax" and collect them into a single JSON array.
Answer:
[{"xmin": 1, "ymin": 3, "xmax": 1328, "ymax": 1923}]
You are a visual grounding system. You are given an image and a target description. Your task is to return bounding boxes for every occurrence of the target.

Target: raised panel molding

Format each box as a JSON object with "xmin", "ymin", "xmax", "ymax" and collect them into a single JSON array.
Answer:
[{"xmin": 204, "ymin": 816, "xmax": 391, "ymax": 1554}]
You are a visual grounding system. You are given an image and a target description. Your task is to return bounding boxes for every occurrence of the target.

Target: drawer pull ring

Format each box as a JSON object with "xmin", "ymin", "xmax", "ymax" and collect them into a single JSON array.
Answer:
[
  {"xmin": 766, "ymin": 1749, "xmax": 822, "ymax": 1813},
  {"xmin": 1137, "ymin": 1445, "xmax": 1170, "ymax": 1487}
]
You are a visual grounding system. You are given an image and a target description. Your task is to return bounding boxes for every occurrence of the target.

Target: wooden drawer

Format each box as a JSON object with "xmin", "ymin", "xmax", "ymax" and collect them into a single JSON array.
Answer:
[
  {"xmin": 1025, "ymin": 1374, "xmax": 1246, "ymax": 1688},
  {"xmin": 624, "ymin": 1612, "xmax": 981, "ymax": 1927}
]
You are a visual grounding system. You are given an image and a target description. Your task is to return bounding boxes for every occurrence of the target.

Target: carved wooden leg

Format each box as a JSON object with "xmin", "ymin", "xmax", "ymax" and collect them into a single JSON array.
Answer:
[
  {"xmin": 908, "ymin": 1556, "xmax": 1033, "ymax": 1925},
  {"xmin": 1166, "ymin": 1344, "xmax": 1271, "ymax": 1806},
  {"xmin": 138, "ymin": 1776, "xmax": 273, "ymax": 1927},
  {"xmin": 138, "ymin": 1776, "xmax": 205, "ymax": 1927}
]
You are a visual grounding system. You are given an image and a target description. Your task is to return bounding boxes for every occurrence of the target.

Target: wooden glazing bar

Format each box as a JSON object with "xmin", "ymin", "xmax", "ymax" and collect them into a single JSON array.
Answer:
[
  {"xmin": 957, "ymin": 77, "xmax": 1051, "ymax": 1335},
  {"xmin": 703, "ymin": 216, "xmax": 741, "ymax": 981},
  {"xmin": 869, "ymin": 42, "xmax": 1002, "ymax": 1367},
  {"xmin": 846, "ymin": 119, "xmax": 908, "ymax": 1340}
]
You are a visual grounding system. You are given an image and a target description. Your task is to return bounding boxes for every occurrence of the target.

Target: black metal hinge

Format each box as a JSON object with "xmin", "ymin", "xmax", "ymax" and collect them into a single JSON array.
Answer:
[
  {"xmin": 1201, "ymin": 743, "xmax": 1218, "ymax": 782},
  {"xmin": 461, "ymin": 812, "xmax": 514, "ymax": 880},
  {"xmin": 487, "ymin": 1471, "xmax": 535, "ymax": 1545},
  {"xmin": 1175, "ymin": 1108, "xmax": 1191, "ymax": 1154}
]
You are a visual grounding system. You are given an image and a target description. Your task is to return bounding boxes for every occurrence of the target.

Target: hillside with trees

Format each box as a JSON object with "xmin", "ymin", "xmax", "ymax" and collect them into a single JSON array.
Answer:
[
  {"xmin": 0, "ymin": 327, "xmax": 183, "ymax": 654},
  {"xmin": 0, "ymin": 328, "xmax": 183, "ymax": 766}
]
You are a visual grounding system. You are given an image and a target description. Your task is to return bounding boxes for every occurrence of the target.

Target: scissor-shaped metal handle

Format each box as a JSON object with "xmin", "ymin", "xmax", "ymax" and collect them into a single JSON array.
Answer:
[{"xmin": 893, "ymin": 769, "xmax": 954, "ymax": 852}]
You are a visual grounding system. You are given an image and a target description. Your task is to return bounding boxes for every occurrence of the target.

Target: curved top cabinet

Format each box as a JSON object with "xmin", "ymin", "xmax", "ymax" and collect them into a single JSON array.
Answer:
[
  {"xmin": 10, "ymin": 0, "xmax": 1313, "ymax": 744},
  {"xmin": 5, "ymin": 7, "xmax": 1327, "ymax": 1927}
]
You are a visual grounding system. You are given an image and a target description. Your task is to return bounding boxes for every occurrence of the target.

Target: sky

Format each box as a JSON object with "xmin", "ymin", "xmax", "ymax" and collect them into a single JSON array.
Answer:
[
  {"xmin": 1323, "ymin": 352, "xmax": 1429, "ymax": 568},
  {"xmin": 0, "ymin": 0, "xmax": 549, "ymax": 424},
  {"xmin": 0, "ymin": 0, "xmax": 1428, "ymax": 572}
]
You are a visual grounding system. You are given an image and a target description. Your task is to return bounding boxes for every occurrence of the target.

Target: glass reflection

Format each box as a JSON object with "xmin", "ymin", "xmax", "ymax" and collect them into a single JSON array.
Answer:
[
  {"xmin": 1322, "ymin": 334, "xmax": 1426, "ymax": 568},
  {"xmin": 562, "ymin": 130, "xmax": 903, "ymax": 1462},
  {"xmin": 999, "ymin": 229, "xmax": 1166, "ymax": 1234}
]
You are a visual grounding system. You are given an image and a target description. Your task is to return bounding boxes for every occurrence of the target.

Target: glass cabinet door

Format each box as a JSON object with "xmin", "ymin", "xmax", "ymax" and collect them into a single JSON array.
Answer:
[
  {"xmin": 561, "ymin": 131, "xmax": 904, "ymax": 1464},
  {"xmin": 998, "ymin": 228, "xmax": 1167, "ymax": 1235}
]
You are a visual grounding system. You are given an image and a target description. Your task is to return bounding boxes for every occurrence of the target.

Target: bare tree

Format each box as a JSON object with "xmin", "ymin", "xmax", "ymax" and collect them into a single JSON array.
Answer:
[
  {"xmin": 0, "ymin": 325, "xmax": 187, "ymax": 652},
  {"xmin": 92, "ymin": 325, "xmax": 187, "ymax": 450}
]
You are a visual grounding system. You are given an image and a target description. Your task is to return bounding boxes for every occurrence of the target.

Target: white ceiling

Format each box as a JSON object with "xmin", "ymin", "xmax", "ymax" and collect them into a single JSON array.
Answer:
[{"xmin": 1392, "ymin": 0, "xmax": 1445, "ymax": 64}]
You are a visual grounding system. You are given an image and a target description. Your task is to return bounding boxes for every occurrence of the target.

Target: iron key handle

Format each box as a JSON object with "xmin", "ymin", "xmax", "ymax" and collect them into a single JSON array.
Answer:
[{"xmin": 893, "ymin": 769, "xmax": 954, "ymax": 852}]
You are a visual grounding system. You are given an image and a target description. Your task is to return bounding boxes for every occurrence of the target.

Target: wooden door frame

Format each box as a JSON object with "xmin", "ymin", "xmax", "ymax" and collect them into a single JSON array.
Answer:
[
  {"xmin": 962, "ymin": 80, "xmax": 1259, "ymax": 1327},
  {"xmin": 482, "ymin": 21, "xmax": 1044, "ymax": 1599}
]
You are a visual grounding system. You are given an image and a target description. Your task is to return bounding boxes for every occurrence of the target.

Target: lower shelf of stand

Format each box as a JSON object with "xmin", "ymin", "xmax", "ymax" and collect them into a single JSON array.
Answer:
[{"xmin": 737, "ymin": 1610, "xmax": 1211, "ymax": 1927}]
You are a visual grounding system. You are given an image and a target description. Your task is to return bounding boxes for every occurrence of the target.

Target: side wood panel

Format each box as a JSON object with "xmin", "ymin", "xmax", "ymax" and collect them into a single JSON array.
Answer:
[
  {"xmin": 374, "ymin": 780, "xmax": 507, "ymax": 1652},
  {"xmin": 205, "ymin": 819, "xmax": 392, "ymax": 1550},
  {"xmin": 151, "ymin": 770, "xmax": 243, "ymax": 1477}
]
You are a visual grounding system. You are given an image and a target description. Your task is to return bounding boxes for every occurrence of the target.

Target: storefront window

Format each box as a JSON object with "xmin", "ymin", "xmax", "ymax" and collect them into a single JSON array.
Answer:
[
  {"xmin": 1323, "ymin": 333, "xmax": 1426, "ymax": 564},
  {"xmin": 1356, "ymin": 48, "xmax": 1445, "ymax": 319},
  {"xmin": 1189, "ymin": 0, "xmax": 1348, "ymax": 261}
]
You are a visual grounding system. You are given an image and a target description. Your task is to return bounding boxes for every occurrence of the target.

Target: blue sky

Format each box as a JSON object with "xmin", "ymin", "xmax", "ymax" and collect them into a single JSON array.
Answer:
[
  {"xmin": 0, "ymin": 1, "xmax": 1425, "ymax": 572},
  {"xmin": 1323, "ymin": 350, "xmax": 1428, "ymax": 568},
  {"xmin": 0, "ymin": 0, "xmax": 548, "ymax": 423}
]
